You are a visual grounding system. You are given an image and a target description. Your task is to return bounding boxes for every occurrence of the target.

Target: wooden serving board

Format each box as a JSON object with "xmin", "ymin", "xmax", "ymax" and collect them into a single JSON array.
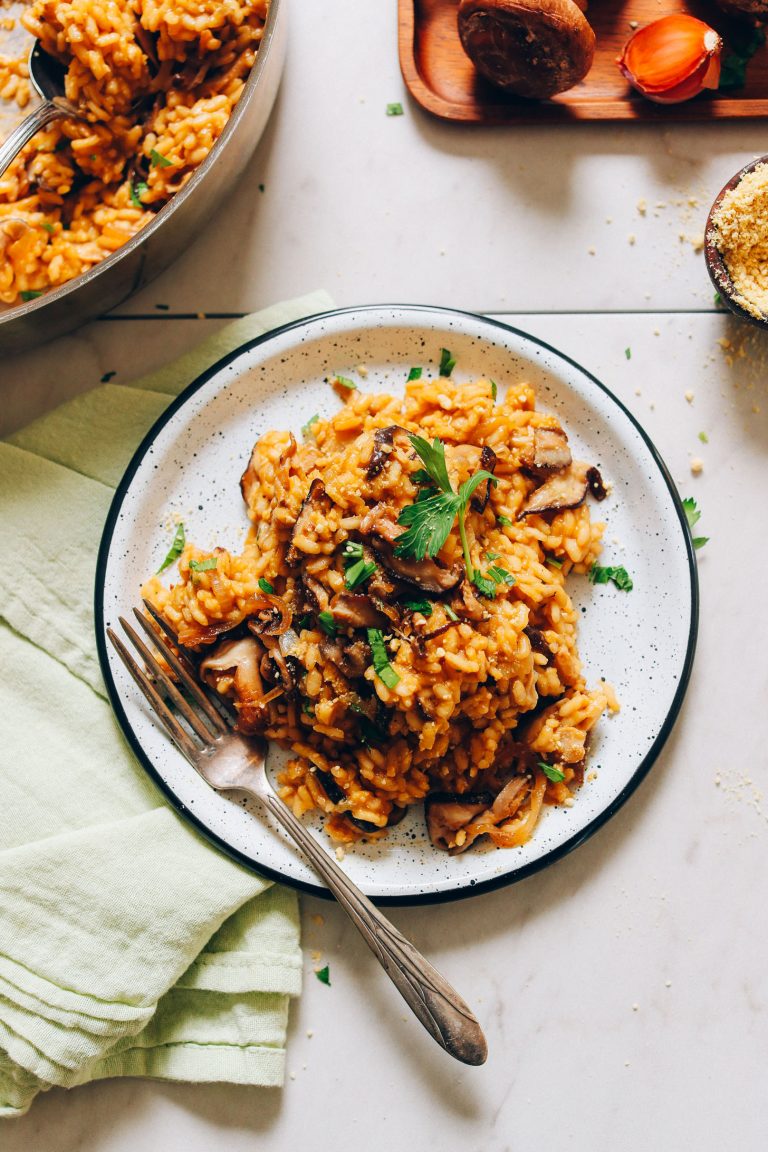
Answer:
[{"xmin": 398, "ymin": 0, "xmax": 768, "ymax": 122}]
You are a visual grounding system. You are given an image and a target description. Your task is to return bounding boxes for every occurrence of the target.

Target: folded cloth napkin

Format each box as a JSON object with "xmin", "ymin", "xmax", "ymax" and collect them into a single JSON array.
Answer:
[{"xmin": 0, "ymin": 289, "xmax": 334, "ymax": 1118}]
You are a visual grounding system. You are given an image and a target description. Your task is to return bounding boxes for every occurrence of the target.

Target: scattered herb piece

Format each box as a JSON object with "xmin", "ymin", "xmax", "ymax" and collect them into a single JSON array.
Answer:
[
  {"xmin": 20, "ymin": 289, "xmax": 42, "ymax": 301},
  {"xmin": 486, "ymin": 551, "xmax": 501, "ymax": 561},
  {"xmin": 189, "ymin": 556, "xmax": 218, "ymax": 573},
  {"xmin": 713, "ymin": 291, "xmax": 723, "ymax": 308},
  {"xmin": 698, "ymin": 431, "xmax": 709, "ymax": 444},
  {"xmin": 625, "ymin": 347, "xmax": 632, "ymax": 360},
  {"xmin": 258, "ymin": 183, "xmax": 265, "ymax": 192},
  {"xmin": 155, "ymin": 303, "xmax": 170, "ymax": 311},
  {"xmin": 386, "ymin": 102, "xmax": 404, "ymax": 116},
  {"xmin": 54, "ymin": 137, "xmax": 68, "ymax": 152},
  {"xmin": 719, "ymin": 26, "xmax": 765, "ymax": 91},
  {"xmin": 315, "ymin": 965, "xmax": 331, "ymax": 985},
  {"xmin": 444, "ymin": 605, "xmax": 459, "ymax": 622},
  {"xmin": 472, "ymin": 571, "xmax": 498, "ymax": 599},
  {"xmin": 588, "ymin": 563, "xmax": 634, "ymax": 591},
  {"xmin": 41, "ymin": 221, "xmax": 55, "ymax": 234},
  {"xmin": 301, "ymin": 698, "xmax": 314, "ymax": 715},
  {"xmin": 317, "ymin": 611, "xmax": 337, "ymax": 637},
  {"xmin": 545, "ymin": 554, "xmax": 564, "ymax": 569},
  {"xmin": 342, "ymin": 540, "xmax": 364, "ymax": 564},
  {"xmin": 682, "ymin": 496, "xmax": 709, "ymax": 550},
  {"xmin": 345, "ymin": 557, "xmax": 377, "ymax": 590},
  {"xmin": 258, "ymin": 577, "xmax": 275, "ymax": 594},
  {"xmin": 539, "ymin": 760, "xmax": 566, "ymax": 783},
  {"xmin": 296, "ymin": 613, "xmax": 313, "ymax": 631},
  {"xmin": 129, "ymin": 180, "xmax": 149, "ymax": 209},
  {"xmin": 367, "ymin": 628, "xmax": 401, "ymax": 689},
  {"xmin": 407, "ymin": 435, "xmax": 453, "ymax": 493},
  {"xmin": 350, "ymin": 703, "xmax": 387, "ymax": 745},
  {"xmin": 100, "ymin": 371, "xmax": 116, "ymax": 383},
  {"xmin": 407, "ymin": 366, "xmax": 423, "ymax": 381},
  {"xmin": 497, "ymin": 515, "xmax": 513, "ymax": 528},
  {"xmin": 301, "ymin": 413, "xmax": 320, "ymax": 438},
  {"xmin": 488, "ymin": 564, "xmax": 515, "ymax": 586},
  {"xmin": 332, "ymin": 374, "xmax": 356, "ymax": 390},
  {"xmin": 90, "ymin": 153, "xmax": 98, "ymax": 161},
  {"xmin": 490, "ymin": 379, "xmax": 498, "ymax": 401},
  {"xmin": 439, "ymin": 347, "xmax": 456, "ymax": 377},
  {"xmin": 150, "ymin": 148, "xmax": 173, "ymax": 167},
  {"xmin": 402, "ymin": 598, "xmax": 433, "ymax": 616},
  {"xmin": 157, "ymin": 522, "xmax": 185, "ymax": 573}
]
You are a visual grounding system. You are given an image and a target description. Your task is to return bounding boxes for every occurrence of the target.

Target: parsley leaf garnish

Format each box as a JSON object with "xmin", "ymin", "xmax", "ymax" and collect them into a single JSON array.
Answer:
[
  {"xmin": 301, "ymin": 413, "xmax": 320, "ymax": 438},
  {"xmin": 315, "ymin": 965, "xmax": 331, "ymax": 985},
  {"xmin": 345, "ymin": 557, "xmax": 377, "ymax": 590},
  {"xmin": 402, "ymin": 598, "xmax": 433, "ymax": 616},
  {"xmin": 682, "ymin": 496, "xmax": 708, "ymax": 550},
  {"xmin": 488, "ymin": 565, "xmax": 515, "ymax": 586},
  {"xmin": 258, "ymin": 577, "xmax": 275, "ymax": 594},
  {"xmin": 149, "ymin": 148, "xmax": 172, "ymax": 167},
  {"xmin": 296, "ymin": 613, "xmax": 313, "ymax": 631},
  {"xmin": 625, "ymin": 347, "xmax": 632, "ymax": 360},
  {"xmin": 20, "ymin": 289, "xmax": 42, "ymax": 301},
  {"xmin": 497, "ymin": 515, "xmax": 513, "ymax": 527},
  {"xmin": 342, "ymin": 540, "xmax": 364, "ymax": 564},
  {"xmin": 472, "ymin": 571, "xmax": 498, "ymax": 598},
  {"xmin": 42, "ymin": 221, "xmax": 55, "ymax": 234},
  {"xmin": 407, "ymin": 366, "xmax": 422, "ymax": 381},
  {"xmin": 439, "ymin": 348, "xmax": 456, "ymax": 377},
  {"xmin": 407, "ymin": 434, "xmax": 453, "ymax": 493},
  {"xmin": 157, "ymin": 522, "xmax": 185, "ymax": 573},
  {"xmin": 129, "ymin": 179, "xmax": 149, "ymax": 208},
  {"xmin": 444, "ymin": 605, "xmax": 459, "ymax": 622},
  {"xmin": 490, "ymin": 379, "xmax": 497, "ymax": 401},
  {"xmin": 539, "ymin": 760, "xmax": 566, "ymax": 783},
  {"xmin": 386, "ymin": 102, "xmax": 404, "ymax": 116},
  {"xmin": 317, "ymin": 611, "xmax": 337, "ymax": 637},
  {"xmin": 545, "ymin": 554, "xmax": 563, "ymax": 569},
  {"xmin": 331, "ymin": 374, "xmax": 356, "ymax": 390},
  {"xmin": 367, "ymin": 628, "xmax": 400, "ymax": 689},
  {"xmin": 189, "ymin": 557, "xmax": 218, "ymax": 573},
  {"xmin": 588, "ymin": 564, "xmax": 633, "ymax": 591}
]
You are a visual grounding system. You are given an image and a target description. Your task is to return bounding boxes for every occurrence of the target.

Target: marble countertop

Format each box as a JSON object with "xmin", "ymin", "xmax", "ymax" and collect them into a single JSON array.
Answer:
[{"xmin": 3, "ymin": 1, "xmax": 768, "ymax": 1148}]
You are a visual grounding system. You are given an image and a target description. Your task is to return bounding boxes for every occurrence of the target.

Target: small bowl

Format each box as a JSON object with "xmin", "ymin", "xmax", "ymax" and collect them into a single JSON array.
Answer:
[
  {"xmin": 0, "ymin": 0, "xmax": 285, "ymax": 354},
  {"xmin": 704, "ymin": 154, "xmax": 768, "ymax": 331}
]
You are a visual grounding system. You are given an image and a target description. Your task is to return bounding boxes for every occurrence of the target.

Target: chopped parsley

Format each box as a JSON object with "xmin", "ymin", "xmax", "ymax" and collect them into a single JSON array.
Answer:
[
  {"xmin": 258, "ymin": 183, "xmax": 265, "ymax": 193},
  {"xmin": 713, "ymin": 292, "xmax": 723, "ymax": 308},
  {"xmin": 157, "ymin": 522, "xmax": 185, "ymax": 573},
  {"xmin": 100, "ymin": 371, "xmax": 116, "ymax": 383},
  {"xmin": 301, "ymin": 413, "xmax": 320, "ymax": 438},
  {"xmin": 258, "ymin": 577, "xmax": 275, "ymax": 594},
  {"xmin": 402, "ymin": 598, "xmax": 433, "ymax": 616},
  {"xmin": 315, "ymin": 965, "xmax": 331, "ymax": 985},
  {"xmin": 682, "ymin": 496, "xmax": 708, "ymax": 550},
  {"xmin": 367, "ymin": 628, "xmax": 400, "ymax": 689},
  {"xmin": 698, "ymin": 431, "xmax": 709, "ymax": 444},
  {"xmin": 386, "ymin": 102, "xmax": 404, "ymax": 116},
  {"xmin": 490, "ymin": 379, "xmax": 498, "ymax": 401},
  {"xmin": 444, "ymin": 605, "xmax": 459, "ymax": 622},
  {"xmin": 488, "ymin": 564, "xmax": 515, "ymax": 586},
  {"xmin": 41, "ymin": 221, "xmax": 55, "ymax": 234},
  {"xmin": 129, "ymin": 180, "xmax": 149, "ymax": 208},
  {"xmin": 350, "ymin": 702, "xmax": 387, "ymax": 746},
  {"xmin": 588, "ymin": 564, "xmax": 633, "ymax": 592},
  {"xmin": 332, "ymin": 374, "xmax": 356, "ymax": 390},
  {"xmin": 472, "ymin": 571, "xmax": 498, "ymax": 598},
  {"xmin": 472, "ymin": 564, "xmax": 515, "ymax": 599},
  {"xmin": 625, "ymin": 347, "xmax": 632, "ymax": 360},
  {"xmin": 342, "ymin": 540, "xmax": 364, "ymax": 564},
  {"xmin": 438, "ymin": 348, "xmax": 456, "ymax": 377},
  {"xmin": 155, "ymin": 303, "xmax": 170, "ymax": 311},
  {"xmin": 345, "ymin": 557, "xmax": 377, "ymax": 590},
  {"xmin": 539, "ymin": 760, "xmax": 566, "ymax": 783},
  {"xmin": 407, "ymin": 366, "xmax": 422, "ymax": 381},
  {"xmin": 497, "ymin": 515, "xmax": 513, "ymax": 528},
  {"xmin": 317, "ymin": 611, "xmax": 337, "ymax": 637},
  {"xmin": 296, "ymin": 613, "xmax": 313, "ymax": 631},
  {"xmin": 149, "ymin": 148, "xmax": 173, "ymax": 167},
  {"xmin": 545, "ymin": 554, "xmax": 564, "ymax": 569},
  {"xmin": 405, "ymin": 434, "xmax": 452, "ymax": 493},
  {"xmin": 189, "ymin": 556, "xmax": 218, "ymax": 573},
  {"xmin": 20, "ymin": 289, "xmax": 42, "ymax": 301}
]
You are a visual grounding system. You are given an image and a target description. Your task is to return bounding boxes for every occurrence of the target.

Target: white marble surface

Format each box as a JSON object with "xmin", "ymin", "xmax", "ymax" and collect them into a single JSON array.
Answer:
[{"xmin": 3, "ymin": 0, "xmax": 768, "ymax": 1147}]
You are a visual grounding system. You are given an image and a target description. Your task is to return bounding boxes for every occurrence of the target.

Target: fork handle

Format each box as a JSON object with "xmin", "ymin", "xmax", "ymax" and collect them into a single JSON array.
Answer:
[{"xmin": 260, "ymin": 791, "xmax": 488, "ymax": 1066}]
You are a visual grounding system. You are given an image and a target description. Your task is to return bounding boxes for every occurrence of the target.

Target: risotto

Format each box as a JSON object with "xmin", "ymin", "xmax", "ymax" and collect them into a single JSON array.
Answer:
[
  {"xmin": 0, "ymin": 0, "xmax": 269, "ymax": 305},
  {"xmin": 144, "ymin": 372, "xmax": 619, "ymax": 854}
]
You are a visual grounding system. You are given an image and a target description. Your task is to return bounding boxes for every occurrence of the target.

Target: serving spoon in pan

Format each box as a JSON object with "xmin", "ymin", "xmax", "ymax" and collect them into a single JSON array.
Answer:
[{"xmin": 0, "ymin": 41, "xmax": 79, "ymax": 180}]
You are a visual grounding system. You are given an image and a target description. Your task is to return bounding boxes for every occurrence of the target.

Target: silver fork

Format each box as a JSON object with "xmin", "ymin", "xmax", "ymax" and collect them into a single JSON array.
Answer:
[{"xmin": 107, "ymin": 603, "xmax": 488, "ymax": 1066}]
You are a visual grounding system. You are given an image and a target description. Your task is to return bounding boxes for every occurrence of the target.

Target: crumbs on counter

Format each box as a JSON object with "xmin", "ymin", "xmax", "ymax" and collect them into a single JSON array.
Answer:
[{"xmin": 690, "ymin": 457, "xmax": 704, "ymax": 475}]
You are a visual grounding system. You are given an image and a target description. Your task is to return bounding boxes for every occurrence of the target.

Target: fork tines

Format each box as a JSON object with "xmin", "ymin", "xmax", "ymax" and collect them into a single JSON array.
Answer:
[{"xmin": 107, "ymin": 603, "xmax": 232, "ymax": 762}]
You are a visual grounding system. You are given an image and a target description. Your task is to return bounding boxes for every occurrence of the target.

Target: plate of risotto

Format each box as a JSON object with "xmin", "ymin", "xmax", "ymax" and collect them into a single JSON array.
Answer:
[{"xmin": 96, "ymin": 305, "xmax": 698, "ymax": 903}]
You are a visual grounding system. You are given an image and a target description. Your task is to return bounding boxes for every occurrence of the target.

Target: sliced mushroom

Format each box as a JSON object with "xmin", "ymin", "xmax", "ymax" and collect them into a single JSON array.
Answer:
[
  {"xmin": 522, "ymin": 427, "xmax": 572, "ymax": 477},
  {"xmin": 320, "ymin": 634, "xmax": 370, "ymax": 680},
  {"xmin": 329, "ymin": 591, "xmax": 388, "ymax": 631},
  {"xmin": 450, "ymin": 577, "xmax": 489, "ymax": 623},
  {"xmin": 301, "ymin": 572, "xmax": 330, "ymax": 613},
  {"xmin": 246, "ymin": 593, "xmax": 292, "ymax": 637},
  {"xmin": 586, "ymin": 465, "xmax": 607, "ymax": 501},
  {"xmin": 360, "ymin": 505, "xmax": 462, "ymax": 594},
  {"xmin": 524, "ymin": 625, "xmax": 553, "ymax": 659},
  {"xmin": 346, "ymin": 806, "xmax": 407, "ymax": 834},
  {"xmin": 314, "ymin": 769, "xmax": 346, "ymax": 805},
  {"xmin": 470, "ymin": 445, "xmax": 498, "ymax": 512},
  {"xmin": 199, "ymin": 635, "xmax": 274, "ymax": 732},
  {"xmin": 426, "ymin": 792, "xmax": 495, "ymax": 852},
  {"xmin": 286, "ymin": 478, "xmax": 334, "ymax": 565},
  {"xmin": 518, "ymin": 460, "xmax": 593, "ymax": 518},
  {"xmin": 366, "ymin": 425, "xmax": 411, "ymax": 480}
]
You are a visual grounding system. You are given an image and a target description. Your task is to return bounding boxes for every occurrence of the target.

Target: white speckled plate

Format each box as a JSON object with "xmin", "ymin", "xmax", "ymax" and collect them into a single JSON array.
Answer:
[{"xmin": 96, "ymin": 305, "xmax": 698, "ymax": 904}]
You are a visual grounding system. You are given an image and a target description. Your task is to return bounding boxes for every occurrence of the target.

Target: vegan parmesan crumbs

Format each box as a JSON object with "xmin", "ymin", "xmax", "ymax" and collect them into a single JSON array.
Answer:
[{"xmin": 709, "ymin": 164, "xmax": 768, "ymax": 321}]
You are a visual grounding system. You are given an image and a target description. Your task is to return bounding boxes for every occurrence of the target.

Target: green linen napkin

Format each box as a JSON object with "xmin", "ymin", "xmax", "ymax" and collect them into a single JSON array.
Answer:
[{"xmin": 0, "ymin": 289, "xmax": 334, "ymax": 1118}]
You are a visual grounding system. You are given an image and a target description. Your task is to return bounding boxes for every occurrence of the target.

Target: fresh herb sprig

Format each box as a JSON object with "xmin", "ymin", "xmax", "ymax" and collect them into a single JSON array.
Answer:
[
  {"xmin": 588, "ymin": 564, "xmax": 633, "ymax": 592},
  {"xmin": 367, "ymin": 628, "xmax": 400, "ymax": 689},
  {"xmin": 189, "ymin": 556, "xmax": 218, "ymax": 573},
  {"xmin": 539, "ymin": 759, "xmax": 566, "ymax": 783},
  {"xmin": 394, "ymin": 434, "xmax": 498, "ymax": 593},
  {"xmin": 682, "ymin": 497, "xmax": 708, "ymax": 550},
  {"xmin": 157, "ymin": 522, "xmax": 185, "ymax": 573}
]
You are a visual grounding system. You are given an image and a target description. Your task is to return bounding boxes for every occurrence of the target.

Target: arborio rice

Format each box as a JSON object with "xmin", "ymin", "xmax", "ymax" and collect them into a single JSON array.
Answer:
[
  {"xmin": 145, "ymin": 373, "xmax": 619, "ymax": 855},
  {"xmin": 0, "ymin": 0, "xmax": 269, "ymax": 305}
]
